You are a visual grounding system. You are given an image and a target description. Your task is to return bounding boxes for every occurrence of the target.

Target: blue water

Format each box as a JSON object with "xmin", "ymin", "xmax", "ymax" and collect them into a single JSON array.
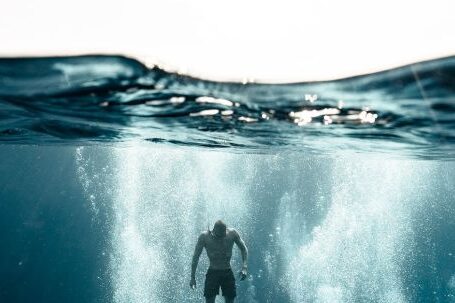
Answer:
[
  {"xmin": 1, "ymin": 55, "xmax": 454, "ymax": 158},
  {"xmin": 0, "ymin": 56, "xmax": 454, "ymax": 303}
]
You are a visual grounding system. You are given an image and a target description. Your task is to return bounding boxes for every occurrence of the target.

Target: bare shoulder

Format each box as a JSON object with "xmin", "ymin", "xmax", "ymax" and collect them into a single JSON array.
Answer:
[
  {"xmin": 227, "ymin": 228, "xmax": 240, "ymax": 239},
  {"xmin": 198, "ymin": 231, "xmax": 210, "ymax": 242}
]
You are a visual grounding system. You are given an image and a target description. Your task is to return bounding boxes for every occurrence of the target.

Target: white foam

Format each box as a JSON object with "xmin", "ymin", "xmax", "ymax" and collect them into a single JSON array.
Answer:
[
  {"xmin": 281, "ymin": 158, "xmax": 428, "ymax": 303},
  {"xmin": 111, "ymin": 146, "xmax": 256, "ymax": 302}
]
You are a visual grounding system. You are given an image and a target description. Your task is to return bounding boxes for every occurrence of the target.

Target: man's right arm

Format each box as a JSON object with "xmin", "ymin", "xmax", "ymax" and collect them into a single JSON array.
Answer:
[{"xmin": 191, "ymin": 233, "xmax": 205, "ymax": 281}]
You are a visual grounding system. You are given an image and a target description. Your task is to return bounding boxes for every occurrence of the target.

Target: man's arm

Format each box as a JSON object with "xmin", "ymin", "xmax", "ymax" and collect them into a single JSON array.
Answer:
[
  {"xmin": 233, "ymin": 230, "xmax": 248, "ymax": 272},
  {"xmin": 191, "ymin": 233, "xmax": 205, "ymax": 284}
]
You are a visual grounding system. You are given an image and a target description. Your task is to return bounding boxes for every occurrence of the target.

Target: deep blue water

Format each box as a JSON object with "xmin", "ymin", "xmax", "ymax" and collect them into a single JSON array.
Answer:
[{"xmin": 0, "ymin": 56, "xmax": 454, "ymax": 303}]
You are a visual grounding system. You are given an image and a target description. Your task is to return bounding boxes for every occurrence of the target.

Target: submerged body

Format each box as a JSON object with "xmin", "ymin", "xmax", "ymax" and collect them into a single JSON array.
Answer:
[{"xmin": 191, "ymin": 221, "xmax": 248, "ymax": 303}]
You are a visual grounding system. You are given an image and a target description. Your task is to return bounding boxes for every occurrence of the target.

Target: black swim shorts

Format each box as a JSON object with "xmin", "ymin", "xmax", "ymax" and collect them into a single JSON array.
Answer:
[{"xmin": 204, "ymin": 268, "xmax": 236, "ymax": 298}]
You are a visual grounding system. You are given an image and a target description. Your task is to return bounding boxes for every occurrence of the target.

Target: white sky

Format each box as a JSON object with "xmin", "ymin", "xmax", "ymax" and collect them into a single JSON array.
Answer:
[{"xmin": 0, "ymin": 0, "xmax": 454, "ymax": 82}]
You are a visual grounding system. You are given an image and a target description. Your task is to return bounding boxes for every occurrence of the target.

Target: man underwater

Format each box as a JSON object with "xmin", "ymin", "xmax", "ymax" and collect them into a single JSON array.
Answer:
[{"xmin": 190, "ymin": 220, "xmax": 248, "ymax": 303}]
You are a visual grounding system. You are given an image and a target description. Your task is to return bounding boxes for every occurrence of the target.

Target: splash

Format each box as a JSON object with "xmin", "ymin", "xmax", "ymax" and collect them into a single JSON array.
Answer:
[
  {"xmin": 62, "ymin": 144, "xmax": 455, "ymax": 302},
  {"xmin": 280, "ymin": 158, "xmax": 429, "ymax": 302},
  {"xmin": 110, "ymin": 146, "xmax": 256, "ymax": 303}
]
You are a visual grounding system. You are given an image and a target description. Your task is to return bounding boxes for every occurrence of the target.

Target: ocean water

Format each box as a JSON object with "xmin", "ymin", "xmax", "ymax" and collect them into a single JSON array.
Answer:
[{"xmin": 0, "ymin": 55, "xmax": 454, "ymax": 303}]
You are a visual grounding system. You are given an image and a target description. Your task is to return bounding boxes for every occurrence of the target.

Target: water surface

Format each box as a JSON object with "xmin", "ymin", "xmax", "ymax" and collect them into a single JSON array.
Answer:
[{"xmin": 1, "ymin": 55, "xmax": 454, "ymax": 159}]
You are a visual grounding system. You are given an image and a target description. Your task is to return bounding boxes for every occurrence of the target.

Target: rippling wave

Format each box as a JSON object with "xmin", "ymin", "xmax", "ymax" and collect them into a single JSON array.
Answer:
[{"xmin": 0, "ymin": 55, "xmax": 454, "ymax": 158}]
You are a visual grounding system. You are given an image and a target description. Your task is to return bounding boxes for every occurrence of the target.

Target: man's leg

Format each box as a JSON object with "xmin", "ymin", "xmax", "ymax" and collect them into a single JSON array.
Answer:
[
  {"xmin": 220, "ymin": 269, "xmax": 236, "ymax": 303},
  {"xmin": 204, "ymin": 269, "xmax": 219, "ymax": 303},
  {"xmin": 205, "ymin": 296, "xmax": 216, "ymax": 303}
]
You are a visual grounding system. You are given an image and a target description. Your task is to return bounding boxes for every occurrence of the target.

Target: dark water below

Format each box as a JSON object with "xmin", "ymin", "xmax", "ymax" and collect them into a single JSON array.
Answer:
[
  {"xmin": 0, "ymin": 56, "xmax": 454, "ymax": 303},
  {"xmin": 0, "ymin": 55, "xmax": 454, "ymax": 159}
]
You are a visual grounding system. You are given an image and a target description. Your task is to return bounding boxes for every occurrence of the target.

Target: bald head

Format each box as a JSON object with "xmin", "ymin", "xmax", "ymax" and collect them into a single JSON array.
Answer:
[{"xmin": 212, "ymin": 220, "xmax": 227, "ymax": 238}]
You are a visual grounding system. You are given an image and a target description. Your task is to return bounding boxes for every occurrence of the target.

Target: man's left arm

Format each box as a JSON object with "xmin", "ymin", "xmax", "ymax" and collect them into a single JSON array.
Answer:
[{"xmin": 233, "ymin": 229, "xmax": 248, "ymax": 280}]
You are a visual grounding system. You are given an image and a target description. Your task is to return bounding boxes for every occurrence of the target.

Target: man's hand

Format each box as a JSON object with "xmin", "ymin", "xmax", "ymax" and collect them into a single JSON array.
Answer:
[
  {"xmin": 190, "ymin": 277, "xmax": 197, "ymax": 289},
  {"xmin": 239, "ymin": 268, "xmax": 248, "ymax": 281}
]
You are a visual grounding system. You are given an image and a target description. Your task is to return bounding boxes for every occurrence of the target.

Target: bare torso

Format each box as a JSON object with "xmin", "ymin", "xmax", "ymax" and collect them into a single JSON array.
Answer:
[
  {"xmin": 202, "ymin": 228, "xmax": 237, "ymax": 270},
  {"xmin": 191, "ymin": 226, "xmax": 248, "ymax": 294}
]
